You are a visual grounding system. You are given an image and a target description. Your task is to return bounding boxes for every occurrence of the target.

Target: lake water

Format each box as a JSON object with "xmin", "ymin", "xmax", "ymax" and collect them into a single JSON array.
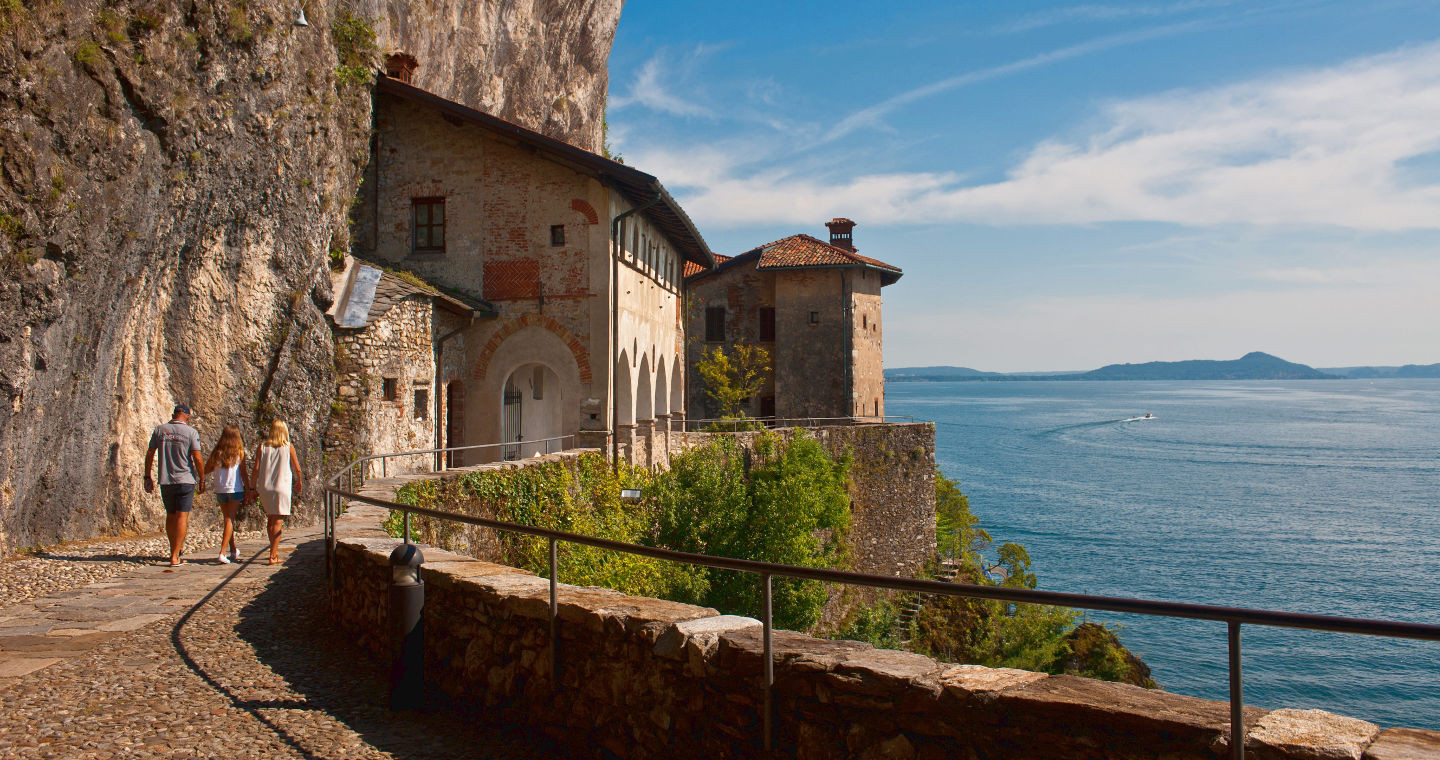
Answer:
[{"xmin": 885, "ymin": 379, "xmax": 1440, "ymax": 729}]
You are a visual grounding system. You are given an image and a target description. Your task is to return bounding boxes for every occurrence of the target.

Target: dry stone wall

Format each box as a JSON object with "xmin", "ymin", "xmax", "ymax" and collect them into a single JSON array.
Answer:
[{"xmin": 331, "ymin": 503, "xmax": 1438, "ymax": 760}]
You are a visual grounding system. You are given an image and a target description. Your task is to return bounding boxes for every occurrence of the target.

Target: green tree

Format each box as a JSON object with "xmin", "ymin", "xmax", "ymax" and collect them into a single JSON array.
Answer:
[
  {"xmin": 935, "ymin": 469, "xmax": 989, "ymax": 564},
  {"xmin": 905, "ymin": 470, "xmax": 1152, "ymax": 685},
  {"xmin": 695, "ymin": 341, "xmax": 770, "ymax": 419},
  {"xmin": 647, "ymin": 432, "xmax": 851, "ymax": 630}
]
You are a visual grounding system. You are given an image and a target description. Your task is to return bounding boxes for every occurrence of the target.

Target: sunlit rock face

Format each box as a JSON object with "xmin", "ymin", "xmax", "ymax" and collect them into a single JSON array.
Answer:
[{"xmin": 0, "ymin": 0, "xmax": 620, "ymax": 553}]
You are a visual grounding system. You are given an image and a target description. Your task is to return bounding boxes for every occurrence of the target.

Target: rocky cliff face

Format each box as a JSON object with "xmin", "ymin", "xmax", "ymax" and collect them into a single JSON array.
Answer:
[{"xmin": 0, "ymin": 0, "xmax": 619, "ymax": 554}]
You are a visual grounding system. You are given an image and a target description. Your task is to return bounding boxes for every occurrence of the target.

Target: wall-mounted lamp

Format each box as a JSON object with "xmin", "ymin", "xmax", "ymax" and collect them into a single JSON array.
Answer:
[{"xmin": 294, "ymin": 7, "xmax": 309, "ymax": 26}]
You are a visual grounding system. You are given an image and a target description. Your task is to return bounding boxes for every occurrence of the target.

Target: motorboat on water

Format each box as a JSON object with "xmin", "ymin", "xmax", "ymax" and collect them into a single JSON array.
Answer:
[{"xmin": 1122, "ymin": 413, "xmax": 1157, "ymax": 422}]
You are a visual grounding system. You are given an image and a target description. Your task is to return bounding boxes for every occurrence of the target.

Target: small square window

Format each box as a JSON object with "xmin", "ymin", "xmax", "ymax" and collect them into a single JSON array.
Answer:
[
  {"xmin": 550, "ymin": 225, "xmax": 565, "ymax": 246},
  {"xmin": 414, "ymin": 388, "xmax": 429, "ymax": 419},
  {"xmin": 809, "ymin": 311, "xmax": 820, "ymax": 324},
  {"xmin": 382, "ymin": 377, "xmax": 398, "ymax": 401}
]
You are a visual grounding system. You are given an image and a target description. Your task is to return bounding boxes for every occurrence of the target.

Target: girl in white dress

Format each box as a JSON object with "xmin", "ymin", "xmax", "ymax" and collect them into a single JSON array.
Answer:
[
  {"xmin": 251, "ymin": 420, "xmax": 303, "ymax": 565},
  {"xmin": 203, "ymin": 425, "xmax": 249, "ymax": 564}
]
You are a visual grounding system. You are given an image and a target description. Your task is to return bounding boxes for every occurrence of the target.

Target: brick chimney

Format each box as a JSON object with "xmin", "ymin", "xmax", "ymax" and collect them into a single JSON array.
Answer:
[
  {"xmin": 825, "ymin": 218, "xmax": 856, "ymax": 251},
  {"xmin": 384, "ymin": 53, "xmax": 419, "ymax": 83}
]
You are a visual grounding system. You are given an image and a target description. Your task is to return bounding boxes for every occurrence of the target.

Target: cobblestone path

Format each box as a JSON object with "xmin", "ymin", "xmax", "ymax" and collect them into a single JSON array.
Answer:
[{"xmin": 0, "ymin": 527, "xmax": 566, "ymax": 758}]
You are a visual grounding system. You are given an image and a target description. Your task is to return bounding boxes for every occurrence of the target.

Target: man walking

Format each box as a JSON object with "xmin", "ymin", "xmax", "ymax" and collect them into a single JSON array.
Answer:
[{"xmin": 143, "ymin": 404, "xmax": 205, "ymax": 566}]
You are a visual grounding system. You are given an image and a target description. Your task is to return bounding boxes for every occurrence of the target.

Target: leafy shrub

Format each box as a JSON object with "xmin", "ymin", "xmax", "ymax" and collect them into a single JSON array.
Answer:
[
  {"xmin": 648, "ymin": 431, "xmax": 851, "ymax": 631},
  {"xmin": 903, "ymin": 470, "xmax": 1154, "ymax": 685},
  {"xmin": 72, "ymin": 41, "xmax": 102, "ymax": 68},
  {"xmin": 331, "ymin": 12, "xmax": 376, "ymax": 89}
]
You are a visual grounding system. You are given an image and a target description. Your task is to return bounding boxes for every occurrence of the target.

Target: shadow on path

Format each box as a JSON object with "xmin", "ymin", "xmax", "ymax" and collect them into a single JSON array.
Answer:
[{"xmin": 170, "ymin": 537, "xmax": 565, "ymax": 759}]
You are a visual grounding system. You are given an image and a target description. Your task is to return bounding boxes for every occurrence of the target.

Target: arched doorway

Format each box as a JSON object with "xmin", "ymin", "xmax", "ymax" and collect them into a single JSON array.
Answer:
[{"xmin": 501, "ymin": 363, "xmax": 563, "ymax": 459}]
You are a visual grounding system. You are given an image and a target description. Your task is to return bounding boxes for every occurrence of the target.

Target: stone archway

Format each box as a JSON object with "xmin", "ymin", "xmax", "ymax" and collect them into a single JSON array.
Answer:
[
  {"xmin": 468, "ymin": 325, "xmax": 582, "ymax": 463},
  {"xmin": 654, "ymin": 355, "xmax": 669, "ymax": 418},
  {"xmin": 615, "ymin": 350, "xmax": 634, "ymax": 426},
  {"xmin": 636, "ymin": 354, "xmax": 653, "ymax": 422},
  {"xmin": 670, "ymin": 360, "xmax": 684, "ymax": 419}
]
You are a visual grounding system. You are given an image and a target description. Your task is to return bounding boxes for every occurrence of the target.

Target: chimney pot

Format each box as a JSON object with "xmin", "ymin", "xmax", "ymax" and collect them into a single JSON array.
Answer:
[
  {"xmin": 825, "ymin": 217, "xmax": 856, "ymax": 252},
  {"xmin": 384, "ymin": 53, "xmax": 420, "ymax": 83}
]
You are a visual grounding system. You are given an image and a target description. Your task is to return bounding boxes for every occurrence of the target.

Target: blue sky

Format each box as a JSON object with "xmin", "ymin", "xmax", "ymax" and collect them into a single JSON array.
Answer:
[{"xmin": 606, "ymin": 1, "xmax": 1440, "ymax": 371}]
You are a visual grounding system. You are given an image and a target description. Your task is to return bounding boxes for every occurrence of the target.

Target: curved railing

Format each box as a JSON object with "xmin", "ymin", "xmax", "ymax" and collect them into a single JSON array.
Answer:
[{"xmin": 321, "ymin": 442, "xmax": 1440, "ymax": 758}]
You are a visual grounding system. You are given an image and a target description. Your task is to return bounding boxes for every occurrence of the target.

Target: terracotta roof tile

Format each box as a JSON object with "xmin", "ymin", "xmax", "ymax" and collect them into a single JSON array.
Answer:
[
  {"xmin": 756, "ymin": 235, "xmax": 901, "ymax": 275},
  {"xmin": 684, "ymin": 253, "xmax": 730, "ymax": 278}
]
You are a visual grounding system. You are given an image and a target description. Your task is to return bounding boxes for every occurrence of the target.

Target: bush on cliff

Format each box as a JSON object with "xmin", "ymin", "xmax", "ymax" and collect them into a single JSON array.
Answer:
[
  {"xmin": 393, "ymin": 455, "xmax": 686, "ymax": 600},
  {"xmin": 843, "ymin": 469, "xmax": 1155, "ymax": 687},
  {"xmin": 392, "ymin": 431, "xmax": 851, "ymax": 631},
  {"xmin": 646, "ymin": 431, "xmax": 851, "ymax": 631}
]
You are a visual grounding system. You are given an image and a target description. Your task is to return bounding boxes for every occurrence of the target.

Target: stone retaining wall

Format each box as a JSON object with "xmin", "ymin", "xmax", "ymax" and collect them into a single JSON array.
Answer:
[{"xmin": 330, "ymin": 504, "xmax": 1437, "ymax": 760}]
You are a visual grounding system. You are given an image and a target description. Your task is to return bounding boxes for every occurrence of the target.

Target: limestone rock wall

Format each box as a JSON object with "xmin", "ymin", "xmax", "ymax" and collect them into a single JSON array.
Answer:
[
  {"xmin": 0, "ymin": 0, "xmax": 620, "ymax": 554},
  {"xmin": 357, "ymin": 0, "xmax": 618, "ymax": 152}
]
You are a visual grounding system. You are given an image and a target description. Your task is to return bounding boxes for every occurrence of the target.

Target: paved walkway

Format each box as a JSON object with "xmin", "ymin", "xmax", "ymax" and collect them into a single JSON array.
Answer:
[{"xmin": 0, "ymin": 525, "xmax": 564, "ymax": 758}]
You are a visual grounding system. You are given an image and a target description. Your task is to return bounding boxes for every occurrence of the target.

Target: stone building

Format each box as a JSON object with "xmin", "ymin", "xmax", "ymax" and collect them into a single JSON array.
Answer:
[
  {"xmin": 684, "ymin": 219, "xmax": 901, "ymax": 421},
  {"xmin": 327, "ymin": 262, "xmax": 493, "ymax": 473},
  {"xmin": 338, "ymin": 74, "xmax": 713, "ymax": 465}
]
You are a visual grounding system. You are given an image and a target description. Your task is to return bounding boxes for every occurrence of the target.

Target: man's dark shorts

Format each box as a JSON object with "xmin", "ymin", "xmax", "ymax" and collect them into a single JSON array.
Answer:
[{"xmin": 160, "ymin": 484, "xmax": 195, "ymax": 514}]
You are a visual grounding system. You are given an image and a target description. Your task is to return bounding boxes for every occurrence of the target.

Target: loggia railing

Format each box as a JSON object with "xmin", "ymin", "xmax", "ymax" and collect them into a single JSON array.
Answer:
[{"xmin": 322, "ymin": 442, "xmax": 1440, "ymax": 758}]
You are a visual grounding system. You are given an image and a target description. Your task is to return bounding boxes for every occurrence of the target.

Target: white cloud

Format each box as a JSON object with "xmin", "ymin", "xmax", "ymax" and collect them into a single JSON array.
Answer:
[
  {"xmin": 824, "ymin": 23, "xmax": 1205, "ymax": 143},
  {"xmin": 643, "ymin": 42, "xmax": 1440, "ymax": 231},
  {"xmin": 609, "ymin": 48, "xmax": 716, "ymax": 118}
]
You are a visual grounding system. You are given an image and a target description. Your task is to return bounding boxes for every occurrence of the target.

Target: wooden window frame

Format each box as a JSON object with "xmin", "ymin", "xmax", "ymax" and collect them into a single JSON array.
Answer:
[
  {"xmin": 759, "ymin": 307, "xmax": 776, "ymax": 342},
  {"xmin": 411, "ymin": 197, "xmax": 446, "ymax": 254},
  {"xmin": 705, "ymin": 307, "xmax": 726, "ymax": 342}
]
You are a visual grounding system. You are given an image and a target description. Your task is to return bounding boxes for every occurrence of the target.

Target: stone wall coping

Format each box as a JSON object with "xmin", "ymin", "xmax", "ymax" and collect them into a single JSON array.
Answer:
[
  {"xmin": 329, "ymin": 470, "xmax": 1440, "ymax": 760},
  {"xmin": 1364, "ymin": 728, "xmax": 1440, "ymax": 760}
]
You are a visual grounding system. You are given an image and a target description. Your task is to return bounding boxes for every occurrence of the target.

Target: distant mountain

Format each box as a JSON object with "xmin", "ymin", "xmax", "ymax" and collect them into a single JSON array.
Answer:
[
  {"xmin": 1078, "ymin": 352, "xmax": 1337, "ymax": 380},
  {"xmin": 888, "ymin": 352, "xmax": 1342, "ymax": 382},
  {"xmin": 884, "ymin": 366, "xmax": 1003, "ymax": 381},
  {"xmin": 1321, "ymin": 363, "xmax": 1440, "ymax": 379}
]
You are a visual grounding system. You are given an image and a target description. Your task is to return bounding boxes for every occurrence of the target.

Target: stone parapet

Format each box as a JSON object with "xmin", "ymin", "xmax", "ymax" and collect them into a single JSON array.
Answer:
[{"xmin": 329, "ymin": 503, "xmax": 1437, "ymax": 759}]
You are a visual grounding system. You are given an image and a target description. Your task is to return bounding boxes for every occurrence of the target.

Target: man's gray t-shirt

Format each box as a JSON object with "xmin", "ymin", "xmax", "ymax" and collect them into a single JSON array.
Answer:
[{"xmin": 149, "ymin": 421, "xmax": 201, "ymax": 486}]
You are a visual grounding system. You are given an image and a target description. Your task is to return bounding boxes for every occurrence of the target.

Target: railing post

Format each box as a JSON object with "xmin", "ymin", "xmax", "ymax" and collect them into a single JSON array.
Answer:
[
  {"xmin": 549, "ymin": 538, "xmax": 560, "ymax": 690},
  {"xmin": 761, "ymin": 572, "xmax": 774, "ymax": 752},
  {"xmin": 383, "ymin": 457, "xmax": 388, "ymax": 478},
  {"xmin": 403, "ymin": 511, "xmax": 411, "ymax": 545},
  {"xmin": 1229, "ymin": 621, "xmax": 1244, "ymax": 760}
]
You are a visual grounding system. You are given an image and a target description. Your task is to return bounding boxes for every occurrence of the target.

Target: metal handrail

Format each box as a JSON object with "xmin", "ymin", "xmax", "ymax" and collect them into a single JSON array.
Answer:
[
  {"xmin": 677, "ymin": 415, "xmax": 917, "ymax": 432},
  {"xmin": 322, "ymin": 476, "xmax": 1440, "ymax": 757},
  {"xmin": 321, "ymin": 434, "xmax": 577, "ymax": 571}
]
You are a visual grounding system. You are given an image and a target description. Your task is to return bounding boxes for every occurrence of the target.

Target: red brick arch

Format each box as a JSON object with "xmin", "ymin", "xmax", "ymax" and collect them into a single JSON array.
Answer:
[
  {"xmin": 472, "ymin": 313, "xmax": 592, "ymax": 384},
  {"xmin": 570, "ymin": 199, "xmax": 599, "ymax": 226}
]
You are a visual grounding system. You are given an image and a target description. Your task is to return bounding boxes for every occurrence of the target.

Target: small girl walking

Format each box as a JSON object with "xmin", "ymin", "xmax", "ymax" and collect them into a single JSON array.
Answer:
[
  {"xmin": 203, "ymin": 425, "xmax": 249, "ymax": 564},
  {"xmin": 251, "ymin": 419, "xmax": 303, "ymax": 565}
]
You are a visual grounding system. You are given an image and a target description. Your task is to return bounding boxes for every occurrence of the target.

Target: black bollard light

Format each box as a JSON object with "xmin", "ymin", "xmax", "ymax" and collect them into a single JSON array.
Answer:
[{"xmin": 389, "ymin": 543, "xmax": 425, "ymax": 710}]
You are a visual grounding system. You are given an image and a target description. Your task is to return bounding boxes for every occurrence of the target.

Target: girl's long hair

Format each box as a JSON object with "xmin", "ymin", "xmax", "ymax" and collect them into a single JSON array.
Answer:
[
  {"xmin": 263, "ymin": 419, "xmax": 290, "ymax": 448},
  {"xmin": 210, "ymin": 425, "xmax": 244, "ymax": 468}
]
